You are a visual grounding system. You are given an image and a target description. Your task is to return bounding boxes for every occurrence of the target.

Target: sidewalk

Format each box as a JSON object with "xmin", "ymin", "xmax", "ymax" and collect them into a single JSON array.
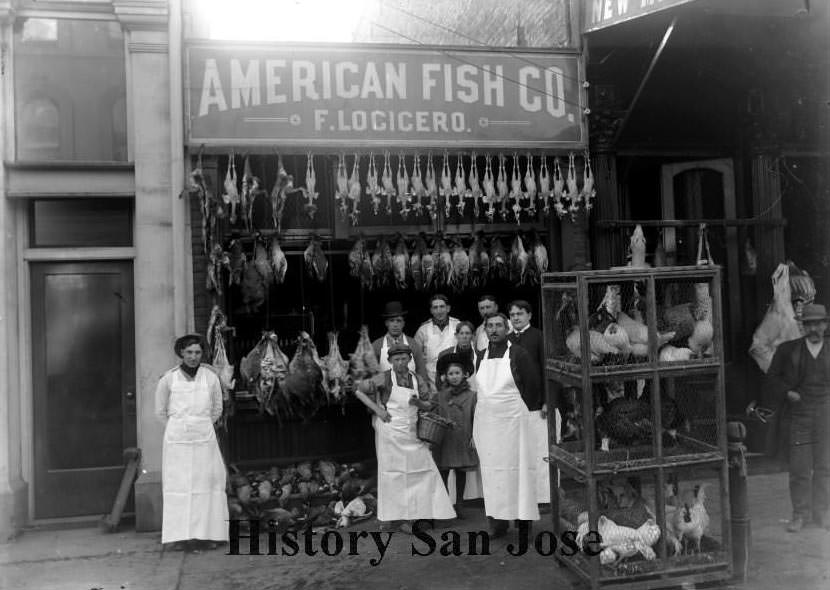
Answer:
[{"xmin": 1, "ymin": 471, "xmax": 828, "ymax": 590}]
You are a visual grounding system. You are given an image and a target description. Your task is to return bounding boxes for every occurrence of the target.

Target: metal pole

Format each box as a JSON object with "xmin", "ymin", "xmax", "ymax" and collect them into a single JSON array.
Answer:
[{"xmin": 728, "ymin": 420, "xmax": 750, "ymax": 582}]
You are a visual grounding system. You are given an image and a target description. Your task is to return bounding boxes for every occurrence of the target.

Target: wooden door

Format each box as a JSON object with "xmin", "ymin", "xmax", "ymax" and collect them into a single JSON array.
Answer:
[
  {"xmin": 661, "ymin": 159, "xmax": 740, "ymax": 358},
  {"xmin": 31, "ymin": 261, "xmax": 135, "ymax": 518}
]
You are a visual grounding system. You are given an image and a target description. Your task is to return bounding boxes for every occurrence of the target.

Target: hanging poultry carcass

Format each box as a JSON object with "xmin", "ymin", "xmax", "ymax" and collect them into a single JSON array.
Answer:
[
  {"xmin": 365, "ymin": 154, "xmax": 382, "ymax": 215},
  {"xmin": 335, "ymin": 153, "xmax": 350, "ymax": 221},
  {"xmin": 410, "ymin": 236, "xmax": 424, "ymax": 291},
  {"xmin": 439, "ymin": 153, "xmax": 454, "ymax": 217},
  {"xmin": 391, "ymin": 233, "xmax": 410, "ymax": 290},
  {"xmin": 453, "ymin": 153, "xmax": 467, "ymax": 216},
  {"xmin": 207, "ymin": 306, "xmax": 236, "ymax": 426},
  {"xmin": 482, "ymin": 155, "xmax": 497, "ymax": 222},
  {"xmin": 191, "ymin": 153, "xmax": 222, "ymax": 254},
  {"xmin": 524, "ymin": 229, "xmax": 548, "ymax": 286},
  {"xmin": 468, "ymin": 232, "xmax": 484, "ymax": 288},
  {"xmin": 240, "ymin": 262, "xmax": 266, "ymax": 314},
  {"xmin": 433, "ymin": 233, "xmax": 454, "ymax": 288},
  {"xmin": 270, "ymin": 153, "xmax": 294, "ymax": 233},
  {"xmin": 478, "ymin": 231, "xmax": 491, "ymax": 285},
  {"xmin": 467, "ymin": 152, "xmax": 482, "ymax": 219},
  {"xmin": 228, "ymin": 239, "xmax": 246, "ymax": 286},
  {"xmin": 418, "ymin": 232, "xmax": 435, "ymax": 290},
  {"xmin": 303, "ymin": 234, "xmax": 328, "ymax": 283},
  {"xmin": 240, "ymin": 332, "xmax": 289, "ymax": 416},
  {"xmin": 381, "ymin": 152, "xmax": 396, "ymax": 216},
  {"xmin": 581, "ymin": 153, "xmax": 596, "ymax": 211},
  {"xmin": 303, "ymin": 153, "xmax": 318, "ymax": 219},
  {"xmin": 254, "ymin": 236, "xmax": 274, "ymax": 283},
  {"xmin": 349, "ymin": 325, "xmax": 380, "ymax": 380},
  {"xmin": 347, "ymin": 154, "xmax": 362, "ymax": 225},
  {"xmin": 395, "ymin": 153, "xmax": 411, "ymax": 219},
  {"xmin": 269, "ymin": 236, "xmax": 288, "ymax": 285},
  {"xmin": 240, "ymin": 154, "xmax": 254, "ymax": 232},
  {"xmin": 322, "ymin": 332, "xmax": 350, "ymax": 402},
  {"xmin": 496, "ymin": 154, "xmax": 510, "ymax": 221},
  {"xmin": 283, "ymin": 332, "xmax": 328, "ymax": 421},
  {"xmin": 489, "ymin": 236, "xmax": 509, "ymax": 281},
  {"xmin": 206, "ymin": 244, "xmax": 230, "ymax": 295},
  {"xmin": 525, "ymin": 153, "xmax": 538, "ymax": 217},
  {"xmin": 409, "ymin": 153, "xmax": 425, "ymax": 215},
  {"xmin": 552, "ymin": 157, "xmax": 566, "ymax": 217},
  {"xmin": 348, "ymin": 234, "xmax": 366, "ymax": 279},
  {"xmin": 424, "ymin": 153, "xmax": 439, "ymax": 220},
  {"xmin": 565, "ymin": 152, "xmax": 579, "ymax": 216},
  {"xmin": 359, "ymin": 238, "xmax": 374, "ymax": 290},
  {"xmin": 223, "ymin": 153, "xmax": 240, "ymax": 225},
  {"xmin": 371, "ymin": 236, "xmax": 393, "ymax": 289},
  {"xmin": 510, "ymin": 152, "xmax": 523, "ymax": 223},
  {"xmin": 450, "ymin": 237, "xmax": 470, "ymax": 293},
  {"xmin": 539, "ymin": 156, "xmax": 551, "ymax": 215},
  {"xmin": 509, "ymin": 233, "xmax": 530, "ymax": 285}
]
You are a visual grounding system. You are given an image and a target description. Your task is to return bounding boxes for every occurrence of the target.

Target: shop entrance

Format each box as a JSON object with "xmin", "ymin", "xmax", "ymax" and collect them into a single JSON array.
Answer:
[{"xmin": 31, "ymin": 261, "xmax": 136, "ymax": 518}]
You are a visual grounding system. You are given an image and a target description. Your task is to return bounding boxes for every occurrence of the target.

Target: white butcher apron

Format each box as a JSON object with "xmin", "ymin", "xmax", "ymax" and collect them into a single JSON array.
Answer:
[
  {"xmin": 378, "ymin": 335, "xmax": 417, "ymax": 373},
  {"xmin": 161, "ymin": 369, "xmax": 229, "ymax": 543},
  {"xmin": 473, "ymin": 342, "xmax": 539, "ymax": 521},
  {"xmin": 373, "ymin": 371, "xmax": 456, "ymax": 522}
]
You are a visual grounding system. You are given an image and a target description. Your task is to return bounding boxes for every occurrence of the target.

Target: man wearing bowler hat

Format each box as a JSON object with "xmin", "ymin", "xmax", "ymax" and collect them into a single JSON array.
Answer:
[
  {"xmin": 765, "ymin": 303, "xmax": 830, "ymax": 532},
  {"xmin": 372, "ymin": 301, "xmax": 429, "ymax": 384}
]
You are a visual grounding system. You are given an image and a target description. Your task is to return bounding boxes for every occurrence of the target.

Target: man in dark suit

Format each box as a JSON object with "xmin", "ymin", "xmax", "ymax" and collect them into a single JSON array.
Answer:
[
  {"xmin": 765, "ymin": 303, "xmax": 830, "ymax": 533},
  {"xmin": 508, "ymin": 300, "xmax": 558, "ymax": 509}
]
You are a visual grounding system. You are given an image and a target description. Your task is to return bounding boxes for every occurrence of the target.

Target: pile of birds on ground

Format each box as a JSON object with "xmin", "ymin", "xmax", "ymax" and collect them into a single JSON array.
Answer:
[
  {"xmin": 556, "ymin": 279, "xmax": 715, "ymax": 366},
  {"xmin": 567, "ymin": 476, "xmax": 714, "ymax": 574},
  {"xmin": 226, "ymin": 459, "xmax": 378, "ymax": 533},
  {"xmin": 332, "ymin": 151, "xmax": 595, "ymax": 226},
  {"xmin": 348, "ymin": 229, "xmax": 548, "ymax": 292},
  {"xmin": 236, "ymin": 326, "xmax": 380, "ymax": 419}
]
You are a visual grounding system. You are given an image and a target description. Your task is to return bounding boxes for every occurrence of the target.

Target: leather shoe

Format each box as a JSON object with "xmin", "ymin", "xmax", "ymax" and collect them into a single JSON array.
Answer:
[
  {"xmin": 489, "ymin": 518, "xmax": 509, "ymax": 539},
  {"xmin": 786, "ymin": 517, "xmax": 804, "ymax": 533}
]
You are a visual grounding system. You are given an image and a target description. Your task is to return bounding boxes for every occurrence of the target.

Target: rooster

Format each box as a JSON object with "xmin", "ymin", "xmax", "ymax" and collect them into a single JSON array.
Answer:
[
  {"xmin": 687, "ymin": 283, "xmax": 714, "ymax": 357},
  {"xmin": 672, "ymin": 484, "xmax": 710, "ymax": 554}
]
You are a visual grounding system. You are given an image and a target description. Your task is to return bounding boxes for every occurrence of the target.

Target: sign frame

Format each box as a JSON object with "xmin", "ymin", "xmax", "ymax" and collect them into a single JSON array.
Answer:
[
  {"xmin": 584, "ymin": 0, "xmax": 698, "ymax": 33},
  {"xmin": 184, "ymin": 41, "xmax": 587, "ymax": 150}
]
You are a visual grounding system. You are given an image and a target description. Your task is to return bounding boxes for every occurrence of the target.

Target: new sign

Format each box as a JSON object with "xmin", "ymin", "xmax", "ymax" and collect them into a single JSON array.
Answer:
[
  {"xmin": 585, "ymin": 0, "xmax": 697, "ymax": 32},
  {"xmin": 185, "ymin": 44, "xmax": 585, "ymax": 149}
]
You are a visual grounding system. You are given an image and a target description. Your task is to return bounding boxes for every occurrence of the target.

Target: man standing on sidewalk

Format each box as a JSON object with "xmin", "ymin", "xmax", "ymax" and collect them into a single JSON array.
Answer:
[
  {"xmin": 415, "ymin": 294, "xmax": 460, "ymax": 390},
  {"xmin": 765, "ymin": 303, "xmax": 830, "ymax": 532}
]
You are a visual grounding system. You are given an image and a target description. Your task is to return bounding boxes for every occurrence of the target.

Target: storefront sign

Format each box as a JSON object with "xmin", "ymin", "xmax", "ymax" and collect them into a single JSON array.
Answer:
[
  {"xmin": 185, "ymin": 44, "xmax": 585, "ymax": 149},
  {"xmin": 585, "ymin": 0, "xmax": 697, "ymax": 32}
]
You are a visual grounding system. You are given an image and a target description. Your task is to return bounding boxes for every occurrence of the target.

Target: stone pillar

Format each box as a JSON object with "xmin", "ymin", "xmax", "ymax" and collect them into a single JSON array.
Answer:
[
  {"xmin": 0, "ymin": 1, "xmax": 29, "ymax": 543},
  {"xmin": 114, "ymin": 0, "xmax": 175, "ymax": 533}
]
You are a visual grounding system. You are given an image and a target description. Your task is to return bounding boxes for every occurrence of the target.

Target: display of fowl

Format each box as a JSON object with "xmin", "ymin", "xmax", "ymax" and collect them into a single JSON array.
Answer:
[
  {"xmin": 207, "ymin": 305, "xmax": 235, "ymax": 427},
  {"xmin": 749, "ymin": 263, "xmax": 803, "ymax": 373},
  {"xmin": 453, "ymin": 154, "xmax": 467, "ymax": 216},
  {"xmin": 510, "ymin": 152, "xmax": 523, "ymax": 223},
  {"xmin": 450, "ymin": 237, "xmax": 470, "ymax": 293},
  {"xmin": 371, "ymin": 236, "xmax": 393, "ymax": 289},
  {"xmin": 525, "ymin": 228, "xmax": 548, "ymax": 285},
  {"xmin": 348, "ymin": 234, "xmax": 365, "ymax": 279},
  {"xmin": 552, "ymin": 157, "xmax": 566, "ymax": 217},
  {"xmin": 524, "ymin": 153, "xmax": 538, "ymax": 217},
  {"xmin": 240, "ymin": 332, "xmax": 289, "ymax": 416},
  {"xmin": 303, "ymin": 153, "xmax": 318, "ymax": 219},
  {"xmin": 565, "ymin": 152, "xmax": 579, "ymax": 213},
  {"xmin": 409, "ymin": 153, "xmax": 425, "ymax": 215},
  {"xmin": 347, "ymin": 154, "xmax": 362, "ymax": 225},
  {"xmin": 365, "ymin": 154, "xmax": 382, "ymax": 215},
  {"xmin": 191, "ymin": 154, "xmax": 222, "ymax": 254},
  {"xmin": 582, "ymin": 154, "xmax": 596, "ymax": 211},
  {"xmin": 283, "ymin": 331, "xmax": 328, "ymax": 421},
  {"xmin": 672, "ymin": 484, "xmax": 710, "ymax": 554},
  {"xmin": 359, "ymin": 237, "xmax": 374, "ymax": 290},
  {"xmin": 489, "ymin": 235, "xmax": 508, "ymax": 281},
  {"xmin": 433, "ymin": 233, "xmax": 453, "ymax": 288},
  {"xmin": 629, "ymin": 224, "xmax": 649, "ymax": 268},
  {"xmin": 496, "ymin": 154, "xmax": 510, "ymax": 221},
  {"xmin": 468, "ymin": 152, "xmax": 482, "ymax": 219},
  {"xmin": 467, "ymin": 231, "xmax": 485, "ymax": 288},
  {"xmin": 228, "ymin": 239, "xmax": 246, "ymax": 286},
  {"xmin": 482, "ymin": 155, "xmax": 497, "ymax": 222},
  {"xmin": 207, "ymin": 244, "xmax": 230, "ymax": 295},
  {"xmin": 599, "ymin": 284, "xmax": 675, "ymax": 357},
  {"xmin": 439, "ymin": 153, "xmax": 453, "ymax": 217},
  {"xmin": 424, "ymin": 154, "xmax": 439, "ymax": 220},
  {"xmin": 322, "ymin": 332, "xmax": 349, "ymax": 402},
  {"xmin": 349, "ymin": 325, "xmax": 380, "ymax": 380},
  {"xmin": 539, "ymin": 156, "xmax": 551, "ymax": 215},
  {"xmin": 575, "ymin": 514, "xmax": 659, "ymax": 566},
  {"xmin": 395, "ymin": 153, "xmax": 411, "ymax": 218},
  {"xmin": 509, "ymin": 232, "xmax": 529, "ymax": 285},
  {"xmin": 381, "ymin": 152, "xmax": 396, "ymax": 216},
  {"xmin": 223, "ymin": 153, "xmax": 240, "ymax": 225},
  {"xmin": 269, "ymin": 236, "xmax": 287, "ymax": 285},
  {"xmin": 687, "ymin": 282, "xmax": 714, "ymax": 357},
  {"xmin": 240, "ymin": 155, "xmax": 254, "ymax": 232},
  {"xmin": 410, "ymin": 235, "xmax": 425, "ymax": 291},
  {"xmin": 391, "ymin": 233, "xmax": 410, "ymax": 290},
  {"xmin": 557, "ymin": 291, "xmax": 620, "ymax": 362},
  {"xmin": 270, "ymin": 153, "xmax": 294, "ymax": 233},
  {"xmin": 303, "ymin": 234, "xmax": 328, "ymax": 283}
]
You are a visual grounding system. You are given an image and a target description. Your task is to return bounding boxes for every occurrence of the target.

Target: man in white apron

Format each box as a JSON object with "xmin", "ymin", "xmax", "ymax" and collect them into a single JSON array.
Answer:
[
  {"xmin": 371, "ymin": 301, "xmax": 429, "ymax": 383},
  {"xmin": 154, "ymin": 334, "xmax": 229, "ymax": 550},
  {"xmin": 414, "ymin": 294, "xmax": 460, "ymax": 390},
  {"xmin": 508, "ymin": 300, "xmax": 562, "ymax": 509},
  {"xmin": 354, "ymin": 343, "xmax": 456, "ymax": 532},
  {"xmin": 473, "ymin": 314, "xmax": 541, "ymax": 538}
]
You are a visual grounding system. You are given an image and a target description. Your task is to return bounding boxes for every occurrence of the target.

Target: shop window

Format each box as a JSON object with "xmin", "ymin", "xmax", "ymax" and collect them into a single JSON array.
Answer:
[
  {"xmin": 14, "ymin": 18, "xmax": 127, "ymax": 161},
  {"xmin": 30, "ymin": 199, "xmax": 134, "ymax": 248},
  {"xmin": 18, "ymin": 98, "xmax": 60, "ymax": 159}
]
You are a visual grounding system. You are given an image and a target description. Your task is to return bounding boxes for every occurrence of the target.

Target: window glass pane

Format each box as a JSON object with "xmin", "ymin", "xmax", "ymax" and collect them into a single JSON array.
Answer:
[
  {"xmin": 14, "ymin": 19, "xmax": 127, "ymax": 161},
  {"xmin": 31, "ymin": 199, "xmax": 133, "ymax": 247}
]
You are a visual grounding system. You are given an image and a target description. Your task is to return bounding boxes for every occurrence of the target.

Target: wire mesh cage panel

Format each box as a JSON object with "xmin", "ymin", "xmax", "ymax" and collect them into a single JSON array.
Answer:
[
  {"xmin": 552, "ymin": 373, "xmax": 723, "ymax": 474},
  {"xmin": 555, "ymin": 465, "xmax": 731, "ymax": 589},
  {"xmin": 541, "ymin": 267, "xmax": 723, "ymax": 381}
]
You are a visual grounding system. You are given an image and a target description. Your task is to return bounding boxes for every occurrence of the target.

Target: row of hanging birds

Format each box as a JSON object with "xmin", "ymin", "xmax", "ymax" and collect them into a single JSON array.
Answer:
[
  {"xmin": 193, "ymin": 151, "xmax": 596, "ymax": 253},
  {"xmin": 332, "ymin": 151, "xmax": 595, "ymax": 226},
  {"xmin": 348, "ymin": 230, "xmax": 549, "ymax": 293}
]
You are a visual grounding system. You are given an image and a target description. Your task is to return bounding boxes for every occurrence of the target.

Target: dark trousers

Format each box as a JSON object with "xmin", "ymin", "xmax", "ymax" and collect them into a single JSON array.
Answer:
[
  {"xmin": 789, "ymin": 403, "xmax": 830, "ymax": 520},
  {"xmin": 439, "ymin": 469, "xmax": 467, "ymax": 506}
]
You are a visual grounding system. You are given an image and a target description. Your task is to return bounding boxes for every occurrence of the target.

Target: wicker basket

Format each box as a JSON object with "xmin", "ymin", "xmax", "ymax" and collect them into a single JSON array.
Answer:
[{"xmin": 416, "ymin": 412, "xmax": 452, "ymax": 446}]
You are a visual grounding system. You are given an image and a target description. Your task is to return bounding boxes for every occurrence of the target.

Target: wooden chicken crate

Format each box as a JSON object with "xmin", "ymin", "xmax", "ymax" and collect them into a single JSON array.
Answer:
[{"xmin": 541, "ymin": 266, "xmax": 731, "ymax": 590}]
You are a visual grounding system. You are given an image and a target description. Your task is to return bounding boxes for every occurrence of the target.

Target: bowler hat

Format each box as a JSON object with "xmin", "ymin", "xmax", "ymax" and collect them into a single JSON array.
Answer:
[
  {"xmin": 387, "ymin": 343, "xmax": 413, "ymax": 359},
  {"xmin": 801, "ymin": 303, "xmax": 828, "ymax": 323},
  {"xmin": 174, "ymin": 333, "xmax": 208, "ymax": 357},
  {"xmin": 381, "ymin": 301, "xmax": 408, "ymax": 319}
]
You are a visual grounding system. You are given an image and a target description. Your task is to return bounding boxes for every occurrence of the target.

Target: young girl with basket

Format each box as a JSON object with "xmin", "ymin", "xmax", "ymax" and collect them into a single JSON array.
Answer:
[
  {"xmin": 432, "ymin": 354, "xmax": 478, "ymax": 519},
  {"xmin": 354, "ymin": 343, "xmax": 456, "ymax": 533}
]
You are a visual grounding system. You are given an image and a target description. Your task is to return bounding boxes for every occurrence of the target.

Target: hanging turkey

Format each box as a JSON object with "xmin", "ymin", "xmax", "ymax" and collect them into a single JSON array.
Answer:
[
  {"xmin": 322, "ymin": 332, "xmax": 350, "ymax": 402},
  {"xmin": 303, "ymin": 234, "xmax": 328, "ymax": 283},
  {"xmin": 270, "ymin": 152, "xmax": 294, "ymax": 233},
  {"xmin": 283, "ymin": 331, "xmax": 328, "ymax": 421},
  {"xmin": 240, "ymin": 332, "xmax": 289, "ymax": 417}
]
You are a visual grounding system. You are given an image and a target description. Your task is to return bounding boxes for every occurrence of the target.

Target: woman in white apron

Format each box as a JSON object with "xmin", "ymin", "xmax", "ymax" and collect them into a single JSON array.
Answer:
[
  {"xmin": 473, "ymin": 316, "xmax": 539, "ymax": 536},
  {"xmin": 355, "ymin": 343, "xmax": 455, "ymax": 531},
  {"xmin": 154, "ymin": 334, "xmax": 228, "ymax": 550}
]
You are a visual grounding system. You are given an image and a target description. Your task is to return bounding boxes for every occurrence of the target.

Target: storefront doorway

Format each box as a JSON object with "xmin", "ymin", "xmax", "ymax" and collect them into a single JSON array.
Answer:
[{"xmin": 31, "ymin": 261, "xmax": 135, "ymax": 518}]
